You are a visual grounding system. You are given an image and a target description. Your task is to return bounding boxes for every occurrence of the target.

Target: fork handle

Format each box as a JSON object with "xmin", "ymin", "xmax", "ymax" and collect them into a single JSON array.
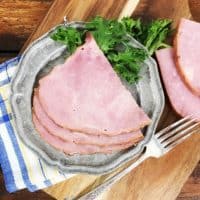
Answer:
[{"xmin": 78, "ymin": 152, "xmax": 149, "ymax": 200}]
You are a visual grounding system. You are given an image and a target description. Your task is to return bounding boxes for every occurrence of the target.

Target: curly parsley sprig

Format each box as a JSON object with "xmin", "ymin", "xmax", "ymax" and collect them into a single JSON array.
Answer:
[{"xmin": 51, "ymin": 16, "xmax": 171, "ymax": 84}]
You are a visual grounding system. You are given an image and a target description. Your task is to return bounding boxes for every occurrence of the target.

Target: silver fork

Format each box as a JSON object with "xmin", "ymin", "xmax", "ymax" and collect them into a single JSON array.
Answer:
[{"xmin": 78, "ymin": 116, "xmax": 200, "ymax": 200}]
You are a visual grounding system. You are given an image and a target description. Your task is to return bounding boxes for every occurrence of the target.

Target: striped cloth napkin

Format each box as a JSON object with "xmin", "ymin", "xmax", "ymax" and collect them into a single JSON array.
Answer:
[{"xmin": 0, "ymin": 57, "xmax": 75, "ymax": 193}]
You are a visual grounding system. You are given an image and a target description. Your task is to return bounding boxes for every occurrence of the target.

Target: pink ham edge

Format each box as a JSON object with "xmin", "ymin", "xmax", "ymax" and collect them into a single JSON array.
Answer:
[
  {"xmin": 32, "ymin": 114, "xmax": 139, "ymax": 155},
  {"xmin": 156, "ymin": 47, "xmax": 200, "ymax": 120},
  {"xmin": 38, "ymin": 34, "xmax": 151, "ymax": 135},
  {"xmin": 33, "ymin": 92, "xmax": 144, "ymax": 146},
  {"xmin": 175, "ymin": 18, "xmax": 200, "ymax": 96}
]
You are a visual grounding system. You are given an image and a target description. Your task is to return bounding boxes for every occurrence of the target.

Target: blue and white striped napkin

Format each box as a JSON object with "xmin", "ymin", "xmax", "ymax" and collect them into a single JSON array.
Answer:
[{"xmin": 0, "ymin": 57, "xmax": 75, "ymax": 193}]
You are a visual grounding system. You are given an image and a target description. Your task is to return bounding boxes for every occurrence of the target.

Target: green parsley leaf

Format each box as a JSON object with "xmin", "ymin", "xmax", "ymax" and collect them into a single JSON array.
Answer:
[
  {"xmin": 142, "ymin": 19, "xmax": 172, "ymax": 55},
  {"xmin": 50, "ymin": 27, "xmax": 85, "ymax": 54},
  {"xmin": 121, "ymin": 17, "xmax": 143, "ymax": 41},
  {"xmin": 50, "ymin": 16, "xmax": 172, "ymax": 84},
  {"xmin": 121, "ymin": 17, "xmax": 172, "ymax": 55},
  {"xmin": 85, "ymin": 16, "xmax": 127, "ymax": 53},
  {"xmin": 108, "ymin": 47, "xmax": 148, "ymax": 83}
]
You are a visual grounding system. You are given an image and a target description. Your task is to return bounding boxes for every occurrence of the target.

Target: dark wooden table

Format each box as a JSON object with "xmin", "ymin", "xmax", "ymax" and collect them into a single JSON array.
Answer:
[{"xmin": 0, "ymin": 1, "xmax": 199, "ymax": 199}]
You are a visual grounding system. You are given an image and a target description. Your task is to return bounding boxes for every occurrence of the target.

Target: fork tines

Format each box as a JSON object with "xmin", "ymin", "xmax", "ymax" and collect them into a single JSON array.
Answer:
[{"xmin": 156, "ymin": 116, "xmax": 200, "ymax": 149}]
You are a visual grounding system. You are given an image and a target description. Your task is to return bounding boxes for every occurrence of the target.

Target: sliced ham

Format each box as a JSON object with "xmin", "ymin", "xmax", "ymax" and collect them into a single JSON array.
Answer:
[
  {"xmin": 175, "ymin": 18, "xmax": 200, "ymax": 95},
  {"xmin": 33, "ymin": 92, "xmax": 144, "ymax": 146},
  {"xmin": 156, "ymin": 48, "xmax": 200, "ymax": 119},
  {"xmin": 32, "ymin": 114, "xmax": 138, "ymax": 155},
  {"xmin": 38, "ymin": 34, "xmax": 151, "ymax": 135}
]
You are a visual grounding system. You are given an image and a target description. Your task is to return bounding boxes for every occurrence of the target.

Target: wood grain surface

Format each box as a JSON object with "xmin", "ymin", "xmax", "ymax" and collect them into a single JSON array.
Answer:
[
  {"xmin": 20, "ymin": 0, "xmax": 128, "ymax": 52},
  {"xmin": 177, "ymin": 162, "xmax": 200, "ymax": 199},
  {"xmin": 0, "ymin": 0, "xmax": 52, "ymax": 51},
  {"xmin": 188, "ymin": 0, "xmax": 200, "ymax": 21},
  {"xmin": 0, "ymin": 0, "xmax": 199, "ymax": 200}
]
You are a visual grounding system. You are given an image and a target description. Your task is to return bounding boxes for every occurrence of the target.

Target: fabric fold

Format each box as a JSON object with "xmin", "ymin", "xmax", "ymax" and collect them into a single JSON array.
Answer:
[{"xmin": 0, "ymin": 57, "xmax": 74, "ymax": 193}]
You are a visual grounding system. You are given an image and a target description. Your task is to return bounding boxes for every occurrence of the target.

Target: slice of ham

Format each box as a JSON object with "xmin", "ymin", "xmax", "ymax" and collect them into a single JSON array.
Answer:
[
  {"xmin": 156, "ymin": 48, "xmax": 200, "ymax": 119},
  {"xmin": 174, "ymin": 18, "xmax": 200, "ymax": 95},
  {"xmin": 38, "ymin": 34, "xmax": 151, "ymax": 135},
  {"xmin": 33, "ymin": 92, "xmax": 144, "ymax": 146},
  {"xmin": 32, "ymin": 114, "xmax": 139, "ymax": 155}
]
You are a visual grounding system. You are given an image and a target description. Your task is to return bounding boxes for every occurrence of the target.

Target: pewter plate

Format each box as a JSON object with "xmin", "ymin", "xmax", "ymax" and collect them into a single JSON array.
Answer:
[{"xmin": 10, "ymin": 21, "xmax": 165, "ymax": 174}]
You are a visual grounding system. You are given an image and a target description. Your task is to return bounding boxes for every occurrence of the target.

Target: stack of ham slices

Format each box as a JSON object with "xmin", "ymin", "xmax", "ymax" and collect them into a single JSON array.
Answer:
[
  {"xmin": 156, "ymin": 18, "xmax": 200, "ymax": 119},
  {"xmin": 32, "ymin": 34, "xmax": 151, "ymax": 155}
]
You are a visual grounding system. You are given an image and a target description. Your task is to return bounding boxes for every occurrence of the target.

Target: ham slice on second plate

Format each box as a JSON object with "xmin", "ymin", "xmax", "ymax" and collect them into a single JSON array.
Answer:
[
  {"xmin": 38, "ymin": 34, "xmax": 150, "ymax": 135},
  {"xmin": 156, "ymin": 48, "xmax": 200, "ymax": 119},
  {"xmin": 32, "ymin": 114, "xmax": 140, "ymax": 155},
  {"xmin": 175, "ymin": 18, "xmax": 200, "ymax": 95},
  {"xmin": 33, "ymin": 92, "xmax": 144, "ymax": 146}
]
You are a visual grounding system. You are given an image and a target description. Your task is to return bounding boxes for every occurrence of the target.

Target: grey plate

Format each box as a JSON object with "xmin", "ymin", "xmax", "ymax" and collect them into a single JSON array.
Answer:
[{"xmin": 10, "ymin": 21, "xmax": 165, "ymax": 174}]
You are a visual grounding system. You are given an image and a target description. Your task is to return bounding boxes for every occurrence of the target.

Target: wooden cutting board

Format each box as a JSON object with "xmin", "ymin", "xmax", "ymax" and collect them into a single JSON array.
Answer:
[{"xmin": 21, "ymin": 0, "xmax": 200, "ymax": 199}]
